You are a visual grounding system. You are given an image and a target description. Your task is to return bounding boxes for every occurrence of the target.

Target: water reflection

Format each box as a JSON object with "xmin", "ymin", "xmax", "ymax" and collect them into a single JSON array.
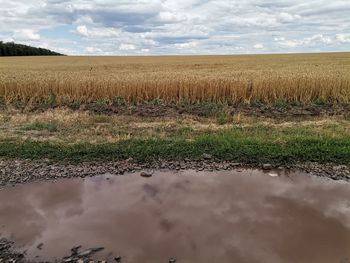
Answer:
[{"xmin": 0, "ymin": 169, "xmax": 349, "ymax": 263}]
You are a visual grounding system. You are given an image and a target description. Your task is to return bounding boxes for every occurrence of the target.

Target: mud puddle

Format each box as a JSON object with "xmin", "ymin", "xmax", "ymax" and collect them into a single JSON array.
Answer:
[{"xmin": 0, "ymin": 169, "xmax": 349, "ymax": 263}]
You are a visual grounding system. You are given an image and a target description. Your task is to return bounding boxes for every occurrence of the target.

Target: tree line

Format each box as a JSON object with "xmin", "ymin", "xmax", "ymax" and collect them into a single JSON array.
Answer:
[{"xmin": 0, "ymin": 41, "xmax": 64, "ymax": 56}]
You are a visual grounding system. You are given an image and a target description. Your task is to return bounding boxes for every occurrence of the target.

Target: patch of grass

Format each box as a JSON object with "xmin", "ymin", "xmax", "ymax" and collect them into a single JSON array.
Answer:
[
  {"xmin": 21, "ymin": 121, "xmax": 58, "ymax": 132},
  {"xmin": 1, "ymin": 115, "xmax": 11, "ymax": 123},
  {"xmin": 183, "ymin": 101, "xmax": 227, "ymax": 117},
  {"xmin": 248, "ymin": 100, "xmax": 263, "ymax": 108},
  {"xmin": 40, "ymin": 94, "xmax": 58, "ymax": 108},
  {"xmin": 216, "ymin": 112, "xmax": 230, "ymax": 125},
  {"xmin": 273, "ymin": 99, "xmax": 291, "ymax": 109},
  {"xmin": 1, "ymin": 126, "xmax": 350, "ymax": 165},
  {"xmin": 289, "ymin": 100, "xmax": 304, "ymax": 107},
  {"xmin": 173, "ymin": 127, "xmax": 195, "ymax": 137},
  {"xmin": 69, "ymin": 100, "xmax": 82, "ymax": 110},
  {"xmin": 313, "ymin": 99, "xmax": 329, "ymax": 107},
  {"xmin": 345, "ymin": 113, "xmax": 350, "ymax": 121},
  {"xmin": 145, "ymin": 98, "xmax": 163, "ymax": 106},
  {"xmin": 95, "ymin": 99, "xmax": 109, "ymax": 107},
  {"xmin": 90, "ymin": 115, "xmax": 111, "ymax": 123},
  {"xmin": 112, "ymin": 96, "xmax": 127, "ymax": 106},
  {"xmin": 0, "ymin": 98, "xmax": 6, "ymax": 109}
]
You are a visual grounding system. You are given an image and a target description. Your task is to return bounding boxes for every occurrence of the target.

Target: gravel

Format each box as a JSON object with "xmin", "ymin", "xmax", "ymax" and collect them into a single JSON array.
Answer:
[
  {"xmin": 0, "ymin": 238, "xmax": 26, "ymax": 262},
  {"xmin": 0, "ymin": 159, "xmax": 349, "ymax": 188},
  {"xmin": 0, "ymin": 240, "xmax": 108, "ymax": 263}
]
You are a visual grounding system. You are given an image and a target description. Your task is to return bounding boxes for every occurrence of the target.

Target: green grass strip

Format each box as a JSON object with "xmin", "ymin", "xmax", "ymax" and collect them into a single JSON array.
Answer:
[{"xmin": 0, "ymin": 130, "xmax": 350, "ymax": 164}]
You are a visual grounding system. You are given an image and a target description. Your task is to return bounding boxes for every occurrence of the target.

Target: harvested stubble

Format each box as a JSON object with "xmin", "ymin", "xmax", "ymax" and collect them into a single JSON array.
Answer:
[{"xmin": 1, "ymin": 53, "xmax": 350, "ymax": 105}]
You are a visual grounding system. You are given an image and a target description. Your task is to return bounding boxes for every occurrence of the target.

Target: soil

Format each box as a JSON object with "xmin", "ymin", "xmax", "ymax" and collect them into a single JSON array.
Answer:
[{"xmin": 23, "ymin": 102, "xmax": 350, "ymax": 118}]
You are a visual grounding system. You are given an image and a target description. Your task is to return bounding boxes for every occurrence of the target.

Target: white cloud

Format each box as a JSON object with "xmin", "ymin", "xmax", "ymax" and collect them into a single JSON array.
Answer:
[
  {"xmin": 158, "ymin": 11, "xmax": 185, "ymax": 23},
  {"xmin": 174, "ymin": 41, "xmax": 198, "ymax": 49},
  {"xmin": 278, "ymin": 40, "xmax": 299, "ymax": 48},
  {"xmin": 13, "ymin": 29, "xmax": 40, "ymax": 41},
  {"xmin": 277, "ymin": 34, "xmax": 333, "ymax": 48},
  {"xmin": 76, "ymin": 26, "xmax": 120, "ymax": 38},
  {"xmin": 336, "ymin": 33, "xmax": 350, "ymax": 43},
  {"xmin": 119, "ymin": 43, "xmax": 136, "ymax": 50},
  {"xmin": 274, "ymin": 37, "xmax": 286, "ymax": 41},
  {"xmin": 308, "ymin": 34, "xmax": 333, "ymax": 45},
  {"xmin": 278, "ymin": 12, "xmax": 301, "ymax": 23},
  {"xmin": 3, "ymin": 37, "xmax": 14, "ymax": 42},
  {"xmin": 86, "ymin": 47, "xmax": 102, "ymax": 53},
  {"xmin": 253, "ymin": 44, "xmax": 264, "ymax": 49},
  {"xmin": 76, "ymin": 25, "xmax": 88, "ymax": 37}
]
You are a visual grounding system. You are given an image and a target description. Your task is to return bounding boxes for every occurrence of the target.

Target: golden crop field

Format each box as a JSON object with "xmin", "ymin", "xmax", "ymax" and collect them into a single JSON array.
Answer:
[{"xmin": 1, "ymin": 52, "xmax": 350, "ymax": 104}]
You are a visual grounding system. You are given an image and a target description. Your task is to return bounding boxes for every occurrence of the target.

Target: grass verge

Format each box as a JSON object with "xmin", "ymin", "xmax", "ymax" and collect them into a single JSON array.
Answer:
[
  {"xmin": 1, "ymin": 128, "xmax": 349, "ymax": 165},
  {"xmin": 20, "ymin": 121, "xmax": 58, "ymax": 132},
  {"xmin": 1, "ymin": 108, "xmax": 349, "ymax": 165}
]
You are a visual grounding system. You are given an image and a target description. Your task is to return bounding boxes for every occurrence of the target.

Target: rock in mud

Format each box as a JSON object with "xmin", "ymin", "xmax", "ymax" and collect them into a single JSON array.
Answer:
[
  {"xmin": 71, "ymin": 245, "xmax": 82, "ymax": 255},
  {"xmin": 36, "ymin": 242, "xmax": 44, "ymax": 250},
  {"xmin": 78, "ymin": 247, "xmax": 104, "ymax": 257},
  {"xmin": 62, "ymin": 246, "xmax": 104, "ymax": 262},
  {"xmin": 262, "ymin": 164, "xmax": 272, "ymax": 170},
  {"xmin": 140, "ymin": 171, "xmax": 153, "ymax": 178},
  {"xmin": 169, "ymin": 258, "xmax": 177, "ymax": 263}
]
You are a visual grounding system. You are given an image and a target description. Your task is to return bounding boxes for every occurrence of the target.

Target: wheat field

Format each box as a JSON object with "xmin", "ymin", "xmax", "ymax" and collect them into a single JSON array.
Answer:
[{"xmin": 1, "ymin": 53, "xmax": 350, "ymax": 105}]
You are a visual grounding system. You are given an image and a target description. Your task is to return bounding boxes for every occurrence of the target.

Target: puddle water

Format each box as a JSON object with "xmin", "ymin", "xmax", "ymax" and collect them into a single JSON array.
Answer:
[{"xmin": 0, "ymin": 169, "xmax": 350, "ymax": 263}]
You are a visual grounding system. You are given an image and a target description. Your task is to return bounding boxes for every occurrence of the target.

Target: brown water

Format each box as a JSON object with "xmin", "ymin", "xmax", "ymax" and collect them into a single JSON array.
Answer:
[{"xmin": 0, "ymin": 169, "xmax": 350, "ymax": 263}]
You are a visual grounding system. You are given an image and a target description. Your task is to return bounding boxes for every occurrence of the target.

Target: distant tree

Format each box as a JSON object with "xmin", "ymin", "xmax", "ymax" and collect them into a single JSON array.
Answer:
[{"xmin": 0, "ymin": 41, "xmax": 64, "ymax": 56}]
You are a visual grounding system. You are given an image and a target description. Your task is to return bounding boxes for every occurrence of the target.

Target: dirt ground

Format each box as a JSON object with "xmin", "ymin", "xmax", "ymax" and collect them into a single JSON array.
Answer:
[{"xmin": 25, "ymin": 102, "xmax": 350, "ymax": 119}]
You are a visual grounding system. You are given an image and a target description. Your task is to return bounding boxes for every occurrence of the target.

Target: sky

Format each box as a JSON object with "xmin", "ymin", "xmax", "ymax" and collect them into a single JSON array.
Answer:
[{"xmin": 1, "ymin": 0, "xmax": 350, "ymax": 55}]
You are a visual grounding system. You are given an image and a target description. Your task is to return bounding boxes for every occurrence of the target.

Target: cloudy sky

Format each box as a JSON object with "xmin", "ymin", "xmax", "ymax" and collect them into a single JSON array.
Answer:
[{"xmin": 1, "ymin": 0, "xmax": 350, "ymax": 55}]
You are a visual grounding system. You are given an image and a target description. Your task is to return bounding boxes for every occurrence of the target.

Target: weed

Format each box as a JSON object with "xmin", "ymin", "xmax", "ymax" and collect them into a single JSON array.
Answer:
[
  {"xmin": 91, "ymin": 115, "xmax": 111, "ymax": 123},
  {"xmin": 21, "ymin": 121, "xmax": 58, "ymax": 132},
  {"xmin": 112, "ymin": 96, "xmax": 126, "ymax": 106},
  {"xmin": 95, "ymin": 99, "xmax": 109, "ymax": 107},
  {"xmin": 0, "ymin": 98, "xmax": 5, "ymax": 108},
  {"xmin": 70, "ymin": 100, "xmax": 82, "ymax": 110},
  {"xmin": 47, "ymin": 94, "xmax": 57, "ymax": 107},
  {"xmin": 217, "ymin": 113, "xmax": 229, "ymax": 125},
  {"xmin": 273, "ymin": 99, "xmax": 290, "ymax": 109}
]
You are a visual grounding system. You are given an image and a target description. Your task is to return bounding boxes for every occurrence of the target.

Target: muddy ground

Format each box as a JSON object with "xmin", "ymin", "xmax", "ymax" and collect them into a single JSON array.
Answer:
[
  {"xmin": 0, "ymin": 164, "xmax": 350, "ymax": 263},
  {"xmin": 15, "ymin": 102, "xmax": 350, "ymax": 119},
  {"xmin": 0, "ymin": 238, "xmax": 110, "ymax": 262},
  {"xmin": 1, "ymin": 158, "xmax": 349, "ymax": 188},
  {"xmin": 0, "ymin": 159, "xmax": 349, "ymax": 262}
]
